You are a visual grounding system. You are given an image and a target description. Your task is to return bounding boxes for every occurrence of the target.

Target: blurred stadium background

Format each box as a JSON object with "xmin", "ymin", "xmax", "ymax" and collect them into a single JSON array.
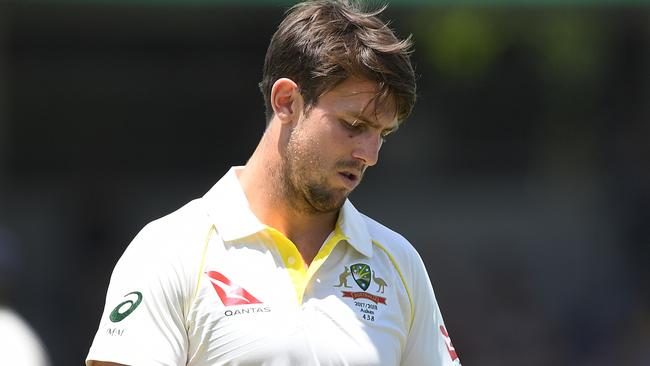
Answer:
[{"xmin": 0, "ymin": 0, "xmax": 648, "ymax": 365}]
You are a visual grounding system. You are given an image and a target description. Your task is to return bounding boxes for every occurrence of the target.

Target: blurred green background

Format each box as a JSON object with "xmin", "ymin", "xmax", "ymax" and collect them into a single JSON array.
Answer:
[{"xmin": 0, "ymin": 0, "xmax": 648, "ymax": 365}]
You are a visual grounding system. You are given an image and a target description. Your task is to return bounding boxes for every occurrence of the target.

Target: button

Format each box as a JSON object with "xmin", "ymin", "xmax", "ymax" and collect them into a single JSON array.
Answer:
[{"xmin": 287, "ymin": 256, "xmax": 296, "ymax": 265}]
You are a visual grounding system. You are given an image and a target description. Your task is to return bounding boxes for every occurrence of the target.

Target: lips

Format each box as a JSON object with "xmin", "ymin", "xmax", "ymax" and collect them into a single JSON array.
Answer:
[{"xmin": 338, "ymin": 170, "xmax": 360, "ymax": 189}]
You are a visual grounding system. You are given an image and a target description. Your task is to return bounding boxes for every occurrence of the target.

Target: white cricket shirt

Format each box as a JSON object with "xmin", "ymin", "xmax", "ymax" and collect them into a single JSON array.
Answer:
[{"xmin": 87, "ymin": 167, "xmax": 461, "ymax": 366}]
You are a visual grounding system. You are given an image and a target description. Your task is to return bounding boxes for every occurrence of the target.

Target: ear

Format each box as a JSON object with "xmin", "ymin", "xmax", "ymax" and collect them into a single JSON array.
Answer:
[{"xmin": 271, "ymin": 78, "xmax": 302, "ymax": 124}]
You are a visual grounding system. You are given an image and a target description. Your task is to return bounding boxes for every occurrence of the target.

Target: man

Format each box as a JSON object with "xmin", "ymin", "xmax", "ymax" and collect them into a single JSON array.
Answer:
[{"xmin": 86, "ymin": 1, "xmax": 461, "ymax": 365}]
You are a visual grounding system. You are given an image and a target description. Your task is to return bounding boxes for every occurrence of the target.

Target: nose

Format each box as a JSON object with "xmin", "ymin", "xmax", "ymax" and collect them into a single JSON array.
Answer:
[{"xmin": 351, "ymin": 133, "xmax": 383, "ymax": 167}]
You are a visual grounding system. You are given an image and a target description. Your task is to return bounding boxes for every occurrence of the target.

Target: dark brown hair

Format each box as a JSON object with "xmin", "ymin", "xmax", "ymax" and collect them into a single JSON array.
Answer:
[{"xmin": 259, "ymin": 0, "xmax": 416, "ymax": 123}]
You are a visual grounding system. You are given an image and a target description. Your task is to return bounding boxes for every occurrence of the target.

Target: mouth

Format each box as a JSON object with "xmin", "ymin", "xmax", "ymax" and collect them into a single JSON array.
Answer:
[{"xmin": 338, "ymin": 171, "xmax": 360, "ymax": 189}]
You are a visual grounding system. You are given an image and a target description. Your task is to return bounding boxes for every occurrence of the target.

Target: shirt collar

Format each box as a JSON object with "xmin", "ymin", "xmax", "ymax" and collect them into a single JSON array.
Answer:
[
  {"xmin": 203, "ymin": 167, "xmax": 266, "ymax": 241},
  {"xmin": 337, "ymin": 200, "xmax": 373, "ymax": 257},
  {"xmin": 204, "ymin": 166, "xmax": 373, "ymax": 257}
]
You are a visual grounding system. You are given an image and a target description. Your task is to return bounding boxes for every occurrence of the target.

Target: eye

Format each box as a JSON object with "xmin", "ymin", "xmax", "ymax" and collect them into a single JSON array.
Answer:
[{"xmin": 340, "ymin": 119, "xmax": 365, "ymax": 133}]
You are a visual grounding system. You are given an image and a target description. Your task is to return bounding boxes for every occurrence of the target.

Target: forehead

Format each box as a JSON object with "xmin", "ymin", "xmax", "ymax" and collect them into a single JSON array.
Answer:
[{"xmin": 317, "ymin": 77, "xmax": 398, "ymax": 125}]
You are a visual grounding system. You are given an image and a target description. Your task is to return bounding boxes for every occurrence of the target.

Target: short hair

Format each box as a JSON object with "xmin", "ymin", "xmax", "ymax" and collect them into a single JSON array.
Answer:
[{"xmin": 259, "ymin": 0, "xmax": 416, "ymax": 124}]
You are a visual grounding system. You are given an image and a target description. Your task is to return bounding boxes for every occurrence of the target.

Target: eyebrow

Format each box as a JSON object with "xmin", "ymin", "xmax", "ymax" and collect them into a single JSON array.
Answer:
[{"xmin": 351, "ymin": 115, "xmax": 400, "ymax": 133}]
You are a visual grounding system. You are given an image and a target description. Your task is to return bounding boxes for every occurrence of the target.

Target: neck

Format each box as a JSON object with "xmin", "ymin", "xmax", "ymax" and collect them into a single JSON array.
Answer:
[{"xmin": 238, "ymin": 122, "xmax": 338, "ymax": 264}]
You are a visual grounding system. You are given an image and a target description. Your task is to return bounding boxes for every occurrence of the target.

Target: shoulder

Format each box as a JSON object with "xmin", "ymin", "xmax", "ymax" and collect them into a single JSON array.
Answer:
[
  {"xmin": 360, "ymin": 213, "xmax": 422, "ymax": 265},
  {"xmin": 114, "ymin": 197, "xmax": 214, "ymax": 278},
  {"xmin": 358, "ymin": 212, "xmax": 432, "ymax": 290},
  {"xmin": 127, "ymin": 198, "xmax": 212, "ymax": 254},
  {"xmin": 106, "ymin": 197, "xmax": 215, "ymax": 303}
]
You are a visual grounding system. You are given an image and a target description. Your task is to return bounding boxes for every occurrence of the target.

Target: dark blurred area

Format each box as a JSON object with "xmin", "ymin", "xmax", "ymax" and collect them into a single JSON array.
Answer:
[{"xmin": 0, "ymin": 1, "xmax": 648, "ymax": 365}]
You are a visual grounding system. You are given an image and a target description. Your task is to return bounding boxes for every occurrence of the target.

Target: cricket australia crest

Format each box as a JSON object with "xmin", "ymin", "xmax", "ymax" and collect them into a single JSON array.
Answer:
[
  {"xmin": 334, "ymin": 263, "xmax": 388, "ymax": 306},
  {"xmin": 350, "ymin": 263, "xmax": 371, "ymax": 291}
]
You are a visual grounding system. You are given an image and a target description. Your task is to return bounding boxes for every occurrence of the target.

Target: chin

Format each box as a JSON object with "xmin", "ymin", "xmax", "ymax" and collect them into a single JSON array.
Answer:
[
  {"xmin": 315, "ymin": 200, "xmax": 346, "ymax": 214},
  {"xmin": 305, "ymin": 188, "xmax": 347, "ymax": 214}
]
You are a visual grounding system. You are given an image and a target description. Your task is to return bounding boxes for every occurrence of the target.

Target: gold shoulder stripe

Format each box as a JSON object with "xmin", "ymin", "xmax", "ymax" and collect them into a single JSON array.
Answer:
[
  {"xmin": 192, "ymin": 225, "xmax": 216, "ymax": 304},
  {"xmin": 372, "ymin": 240, "xmax": 414, "ymax": 330}
]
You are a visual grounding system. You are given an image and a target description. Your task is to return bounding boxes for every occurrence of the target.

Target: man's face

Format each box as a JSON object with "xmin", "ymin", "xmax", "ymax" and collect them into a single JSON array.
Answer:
[{"xmin": 281, "ymin": 77, "xmax": 399, "ymax": 214}]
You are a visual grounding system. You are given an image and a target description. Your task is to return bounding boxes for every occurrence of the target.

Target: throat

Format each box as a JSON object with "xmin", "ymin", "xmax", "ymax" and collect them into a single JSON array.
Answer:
[{"xmin": 281, "ymin": 217, "xmax": 337, "ymax": 266}]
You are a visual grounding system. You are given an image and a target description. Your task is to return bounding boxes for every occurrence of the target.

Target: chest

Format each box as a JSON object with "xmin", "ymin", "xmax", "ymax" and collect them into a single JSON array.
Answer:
[{"xmin": 185, "ymin": 241, "xmax": 411, "ymax": 366}]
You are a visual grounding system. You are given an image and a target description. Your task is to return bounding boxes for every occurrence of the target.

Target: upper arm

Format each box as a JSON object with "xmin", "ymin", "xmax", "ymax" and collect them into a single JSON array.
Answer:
[
  {"xmin": 400, "ymin": 250, "xmax": 461, "ymax": 366},
  {"xmin": 85, "ymin": 225, "xmax": 192, "ymax": 365}
]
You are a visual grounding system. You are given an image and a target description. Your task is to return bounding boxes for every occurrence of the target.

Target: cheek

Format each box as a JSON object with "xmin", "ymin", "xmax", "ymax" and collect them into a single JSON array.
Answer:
[
  {"xmin": 288, "ymin": 132, "xmax": 323, "ymax": 168},
  {"xmin": 294, "ymin": 117, "xmax": 350, "ymax": 164}
]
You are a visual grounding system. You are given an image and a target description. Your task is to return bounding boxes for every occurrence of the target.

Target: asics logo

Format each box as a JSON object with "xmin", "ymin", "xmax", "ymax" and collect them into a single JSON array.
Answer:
[{"xmin": 109, "ymin": 291, "xmax": 143, "ymax": 323}]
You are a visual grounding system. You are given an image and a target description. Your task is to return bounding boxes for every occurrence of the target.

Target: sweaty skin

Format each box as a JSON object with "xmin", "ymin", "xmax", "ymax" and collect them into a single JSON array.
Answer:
[{"xmin": 238, "ymin": 76, "xmax": 398, "ymax": 265}]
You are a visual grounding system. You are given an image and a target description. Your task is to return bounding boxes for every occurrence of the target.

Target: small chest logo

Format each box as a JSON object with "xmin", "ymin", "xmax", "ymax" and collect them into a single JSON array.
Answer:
[
  {"xmin": 350, "ymin": 263, "xmax": 371, "ymax": 291},
  {"xmin": 334, "ymin": 263, "xmax": 388, "ymax": 305}
]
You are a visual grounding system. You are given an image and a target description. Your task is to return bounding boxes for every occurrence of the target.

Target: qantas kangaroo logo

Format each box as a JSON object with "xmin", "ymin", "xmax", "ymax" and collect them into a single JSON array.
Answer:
[{"xmin": 205, "ymin": 271, "xmax": 262, "ymax": 306}]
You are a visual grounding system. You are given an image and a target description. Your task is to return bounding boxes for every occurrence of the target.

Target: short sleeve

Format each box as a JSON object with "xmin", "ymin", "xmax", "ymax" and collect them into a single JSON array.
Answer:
[
  {"xmin": 400, "ymin": 253, "xmax": 461, "ymax": 366},
  {"xmin": 86, "ymin": 223, "xmax": 192, "ymax": 366}
]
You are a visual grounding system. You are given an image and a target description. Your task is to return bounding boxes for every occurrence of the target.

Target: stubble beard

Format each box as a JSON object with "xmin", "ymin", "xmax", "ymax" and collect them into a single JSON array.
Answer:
[{"xmin": 280, "ymin": 135, "xmax": 348, "ymax": 215}]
